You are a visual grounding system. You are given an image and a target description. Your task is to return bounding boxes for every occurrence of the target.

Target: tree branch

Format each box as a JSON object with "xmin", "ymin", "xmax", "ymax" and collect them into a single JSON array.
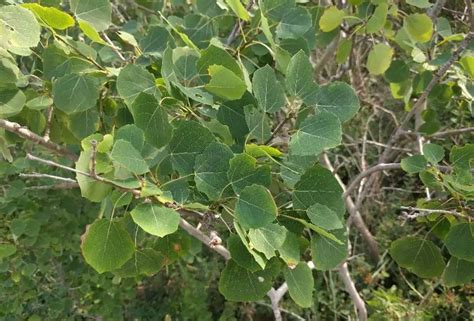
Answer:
[
  {"xmin": 0, "ymin": 119, "xmax": 77, "ymax": 161},
  {"xmin": 344, "ymin": 163, "xmax": 402, "ymax": 198},
  {"xmin": 225, "ymin": 0, "xmax": 254, "ymax": 46},
  {"xmin": 338, "ymin": 262, "xmax": 367, "ymax": 321}
]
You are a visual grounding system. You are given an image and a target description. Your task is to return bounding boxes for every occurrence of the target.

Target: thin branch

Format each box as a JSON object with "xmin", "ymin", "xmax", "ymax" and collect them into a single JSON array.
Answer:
[
  {"xmin": 400, "ymin": 206, "xmax": 468, "ymax": 219},
  {"xmin": 338, "ymin": 262, "xmax": 368, "ymax": 321},
  {"xmin": 0, "ymin": 119, "xmax": 77, "ymax": 161},
  {"xmin": 43, "ymin": 106, "xmax": 54, "ymax": 142},
  {"xmin": 19, "ymin": 173, "xmax": 77, "ymax": 183},
  {"xmin": 101, "ymin": 32, "xmax": 127, "ymax": 62},
  {"xmin": 225, "ymin": 0, "xmax": 254, "ymax": 46},
  {"xmin": 90, "ymin": 140, "xmax": 98, "ymax": 178},
  {"xmin": 344, "ymin": 163, "xmax": 402, "ymax": 198},
  {"xmin": 428, "ymin": 127, "xmax": 474, "ymax": 138},
  {"xmin": 321, "ymin": 154, "xmax": 380, "ymax": 262},
  {"xmin": 178, "ymin": 218, "xmax": 231, "ymax": 260},
  {"xmin": 25, "ymin": 182, "xmax": 79, "ymax": 190}
]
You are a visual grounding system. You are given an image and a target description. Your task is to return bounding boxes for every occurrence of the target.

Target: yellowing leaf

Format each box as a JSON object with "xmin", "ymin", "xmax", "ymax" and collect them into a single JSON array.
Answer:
[
  {"xmin": 319, "ymin": 6, "xmax": 345, "ymax": 32},
  {"xmin": 225, "ymin": 0, "xmax": 250, "ymax": 21},
  {"xmin": 404, "ymin": 13, "xmax": 433, "ymax": 43},
  {"xmin": 22, "ymin": 3, "xmax": 75, "ymax": 30},
  {"xmin": 367, "ymin": 43, "xmax": 393, "ymax": 75}
]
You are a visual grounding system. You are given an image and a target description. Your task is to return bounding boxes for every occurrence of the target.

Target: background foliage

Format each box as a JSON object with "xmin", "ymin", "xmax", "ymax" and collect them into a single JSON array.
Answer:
[{"xmin": 0, "ymin": 0, "xmax": 473, "ymax": 320}]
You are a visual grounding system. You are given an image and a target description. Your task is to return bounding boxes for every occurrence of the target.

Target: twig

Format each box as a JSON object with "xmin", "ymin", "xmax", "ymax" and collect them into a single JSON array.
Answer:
[
  {"xmin": 344, "ymin": 163, "xmax": 402, "ymax": 198},
  {"xmin": 101, "ymin": 32, "xmax": 127, "ymax": 62},
  {"xmin": 25, "ymin": 182, "xmax": 79, "ymax": 190},
  {"xmin": 428, "ymin": 127, "xmax": 474, "ymax": 138},
  {"xmin": 43, "ymin": 106, "xmax": 54, "ymax": 142},
  {"xmin": 427, "ymin": 0, "xmax": 447, "ymax": 20},
  {"xmin": 19, "ymin": 173, "xmax": 77, "ymax": 183},
  {"xmin": 90, "ymin": 140, "xmax": 98, "ymax": 178},
  {"xmin": 0, "ymin": 119, "xmax": 77, "ymax": 161},
  {"xmin": 178, "ymin": 218, "xmax": 231, "ymax": 259},
  {"xmin": 321, "ymin": 153, "xmax": 380, "ymax": 262},
  {"xmin": 225, "ymin": 0, "xmax": 254, "ymax": 46},
  {"xmin": 400, "ymin": 206, "xmax": 468, "ymax": 219},
  {"xmin": 338, "ymin": 262, "xmax": 367, "ymax": 321}
]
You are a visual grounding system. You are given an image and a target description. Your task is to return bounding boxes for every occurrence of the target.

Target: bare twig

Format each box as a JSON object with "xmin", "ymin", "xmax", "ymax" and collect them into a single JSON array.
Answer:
[
  {"xmin": 428, "ymin": 127, "xmax": 474, "ymax": 138},
  {"xmin": 225, "ymin": 0, "xmax": 254, "ymax": 46},
  {"xmin": 178, "ymin": 218, "xmax": 231, "ymax": 259},
  {"xmin": 90, "ymin": 140, "xmax": 98, "ymax": 178},
  {"xmin": 43, "ymin": 106, "xmax": 54, "ymax": 142},
  {"xmin": 338, "ymin": 262, "xmax": 367, "ymax": 321},
  {"xmin": 321, "ymin": 154, "xmax": 380, "ymax": 262},
  {"xmin": 344, "ymin": 163, "xmax": 402, "ymax": 198},
  {"xmin": 25, "ymin": 182, "xmax": 79, "ymax": 190},
  {"xmin": 0, "ymin": 119, "xmax": 77, "ymax": 161},
  {"xmin": 400, "ymin": 206, "xmax": 468, "ymax": 219},
  {"xmin": 19, "ymin": 173, "xmax": 77, "ymax": 183},
  {"xmin": 101, "ymin": 32, "xmax": 127, "ymax": 62}
]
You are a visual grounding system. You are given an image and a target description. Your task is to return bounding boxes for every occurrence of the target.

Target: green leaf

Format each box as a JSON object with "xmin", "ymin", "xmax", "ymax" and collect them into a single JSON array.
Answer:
[
  {"xmin": 445, "ymin": 223, "xmax": 474, "ymax": 262},
  {"xmin": 76, "ymin": 149, "xmax": 112, "ymax": 202},
  {"xmin": 197, "ymin": 45, "xmax": 243, "ymax": 79},
  {"xmin": 283, "ymin": 263, "xmax": 314, "ymax": 308},
  {"xmin": 114, "ymin": 249, "xmax": 166, "ymax": 278},
  {"xmin": 289, "ymin": 111, "xmax": 342, "ymax": 157},
  {"xmin": 366, "ymin": 3, "xmax": 388, "ymax": 33},
  {"xmin": 52, "ymin": 73, "xmax": 101, "ymax": 114},
  {"xmin": 131, "ymin": 203, "xmax": 180, "ymax": 238},
  {"xmin": 367, "ymin": 43, "xmax": 393, "ymax": 75},
  {"xmin": 248, "ymin": 223, "xmax": 287, "ymax": 259},
  {"xmin": 228, "ymin": 153, "xmax": 272, "ymax": 194},
  {"xmin": 115, "ymin": 124, "xmax": 145, "ymax": 151},
  {"xmin": 276, "ymin": 7, "xmax": 312, "ymax": 39},
  {"xmin": 307, "ymin": 203, "xmax": 343, "ymax": 230},
  {"xmin": 312, "ymin": 82, "xmax": 360, "ymax": 122},
  {"xmin": 227, "ymin": 234, "xmax": 262, "ymax": 272},
  {"xmin": 319, "ymin": 6, "xmax": 345, "ymax": 32},
  {"xmin": 81, "ymin": 219, "xmax": 134, "ymax": 273},
  {"xmin": 110, "ymin": 140, "xmax": 149, "ymax": 175},
  {"xmin": 0, "ymin": 5, "xmax": 40, "ymax": 54},
  {"xmin": 219, "ymin": 260, "xmax": 273, "ymax": 301},
  {"xmin": 311, "ymin": 229, "xmax": 347, "ymax": 270},
  {"xmin": 0, "ymin": 88, "xmax": 25, "ymax": 117},
  {"xmin": 234, "ymin": 222, "xmax": 267, "ymax": 269},
  {"xmin": 336, "ymin": 38, "xmax": 352, "ymax": 64},
  {"xmin": 422, "ymin": 143, "xmax": 444, "ymax": 164},
  {"xmin": 404, "ymin": 13, "xmax": 433, "ymax": 43},
  {"xmin": 260, "ymin": 0, "xmax": 296, "ymax": 21},
  {"xmin": 205, "ymin": 65, "xmax": 247, "ymax": 101},
  {"xmin": 194, "ymin": 142, "xmax": 234, "ymax": 200},
  {"xmin": 450, "ymin": 144, "xmax": 474, "ymax": 170},
  {"xmin": 460, "ymin": 55, "xmax": 474, "ymax": 78},
  {"xmin": 278, "ymin": 231, "xmax": 300, "ymax": 266},
  {"xmin": 140, "ymin": 26, "xmax": 172, "ymax": 57},
  {"xmin": 390, "ymin": 237, "xmax": 445, "ymax": 278},
  {"xmin": 26, "ymin": 95, "xmax": 53, "ymax": 111},
  {"xmin": 70, "ymin": 0, "xmax": 111, "ymax": 31},
  {"xmin": 0, "ymin": 243, "xmax": 16, "ymax": 260},
  {"xmin": 22, "ymin": 3, "xmax": 74, "ymax": 30},
  {"xmin": 224, "ymin": 0, "xmax": 250, "ymax": 21},
  {"xmin": 443, "ymin": 257, "xmax": 474, "ymax": 287},
  {"xmin": 131, "ymin": 93, "xmax": 172, "ymax": 148},
  {"xmin": 406, "ymin": 0, "xmax": 433, "ymax": 8},
  {"xmin": 401, "ymin": 155, "xmax": 428, "ymax": 173},
  {"xmin": 245, "ymin": 144, "xmax": 282, "ymax": 158},
  {"xmin": 116, "ymin": 64, "xmax": 159, "ymax": 107},
  {"xmin": 252, "ymin": 65, "xmax": 286, "ymax": 113},
  {"xmin": 168, "ymin": 121, "xmax": 215, "ymax": 175},
  {"xmin": 293, "ymin": 165, "xmax": 345, "ymax": 216},
  {"xmin": 78, "ymin": 21, "xmax": 105, "ymax": 44},
  {"xmin": 42, "ymin": 45, "xmax": 92, "ymax": 80},
  {"xmin": 244, "ymin": 105, "xmax": 271, "ymax": 143},
  {"xmin": 69, "ymin": 109, "xmax": 100, "ymax": 140},
  {"xmin": 286, "ymin": 51, "xmax": 318, "ymax": 103},
  {"xmin": 384, "ymin": 60, "xmax": 410, "ymax": 83},
  {"xmin": 235, "ymin": 184, "xmax": 277, "ymax": 229}
]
